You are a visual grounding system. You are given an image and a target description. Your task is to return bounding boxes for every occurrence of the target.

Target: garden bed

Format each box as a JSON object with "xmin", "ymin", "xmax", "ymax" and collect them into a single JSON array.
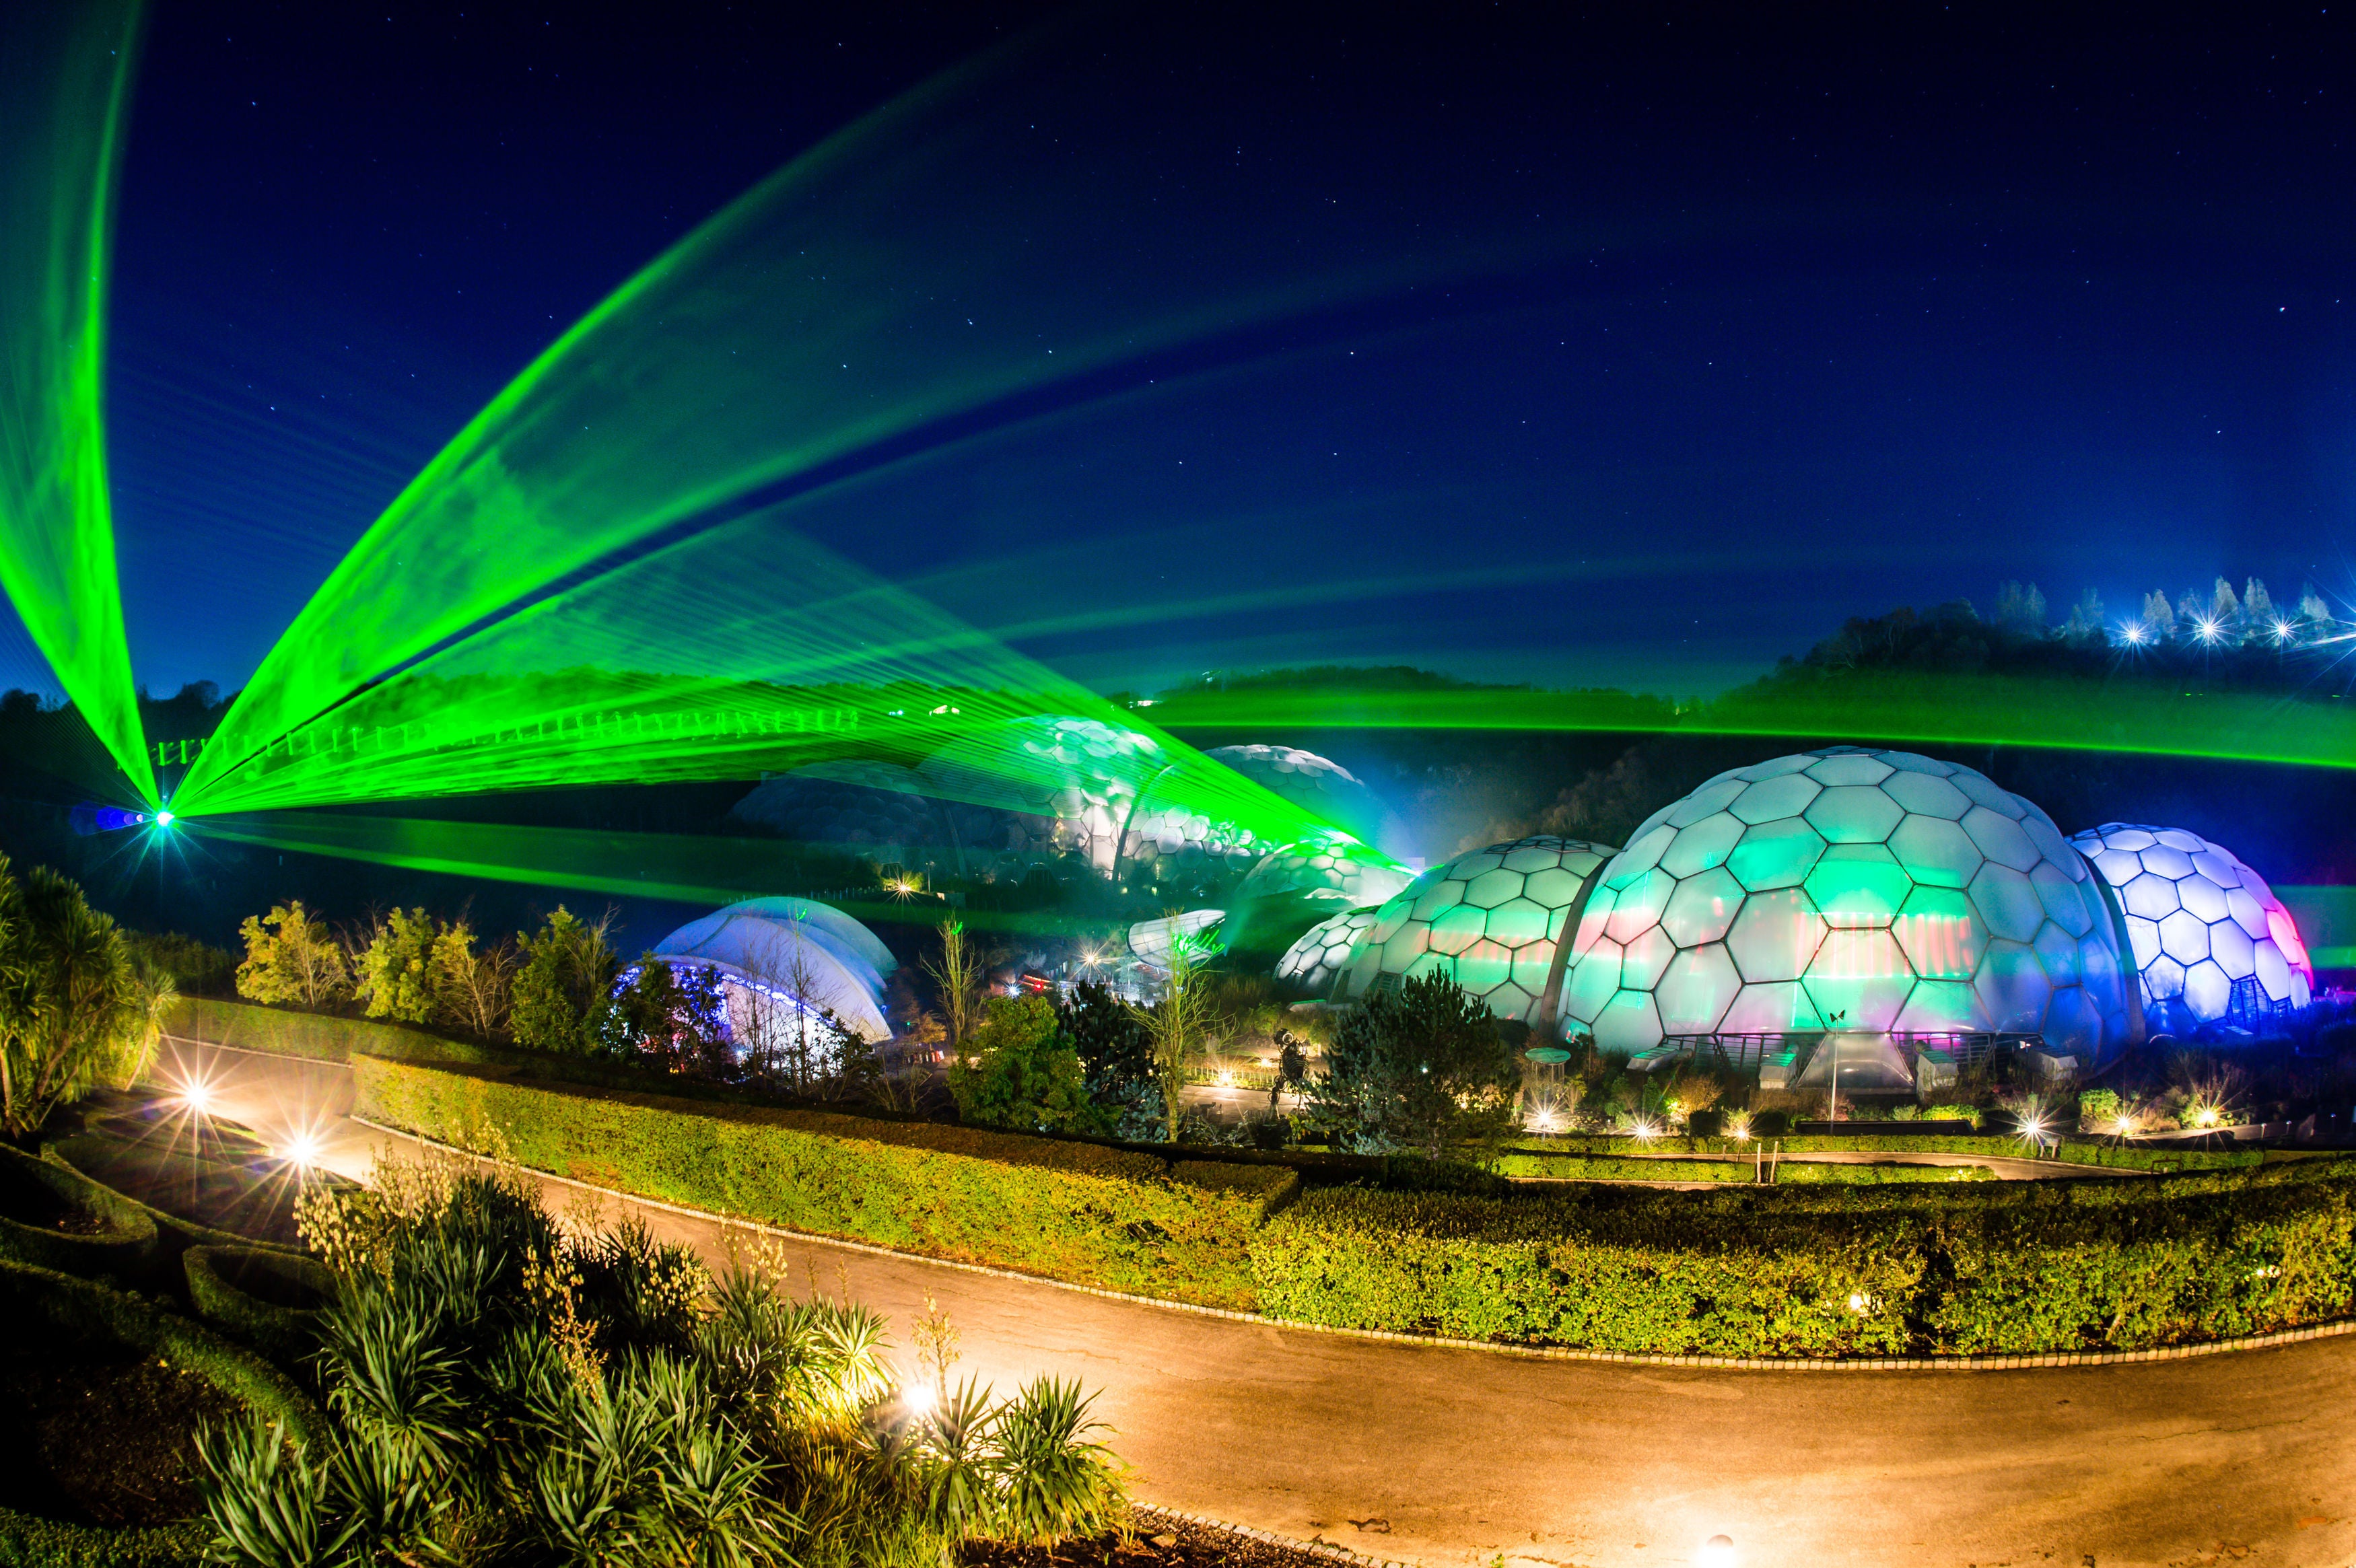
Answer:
[{"xmin": 0, "ymin": 1260, "xmax": 316, "ymax": 1555}]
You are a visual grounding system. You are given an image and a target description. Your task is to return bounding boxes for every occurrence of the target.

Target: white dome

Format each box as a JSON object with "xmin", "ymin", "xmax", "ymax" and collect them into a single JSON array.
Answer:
[
  {"xmin": 2070, "ymin": 824, "xmax": 2314, "ymax": 1026},
  {"xmin": 1276, "ymin": 906, "xmax": 1382, "ymax": 997},
  {"xmin": 650, "ymin": 897, "xmax": 897, "ymax": 1042},
  {"xmin": 1235, "ymin": 829, "xmax": 1416, "ymax": 909},
  {"xmin": 1558, "ymin": 748, "xmax": 2132, "ymax": 1063},
  {"xmin": 1338, "ymin": 834, "xmax": 1618, "ymax": 1024}
]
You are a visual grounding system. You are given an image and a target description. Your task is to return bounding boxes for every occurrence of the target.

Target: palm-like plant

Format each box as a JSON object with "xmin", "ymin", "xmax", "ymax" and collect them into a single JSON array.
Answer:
[{"xmin": 205, "ymin": 1160, "xmax": 1124, "ymax": 1567}]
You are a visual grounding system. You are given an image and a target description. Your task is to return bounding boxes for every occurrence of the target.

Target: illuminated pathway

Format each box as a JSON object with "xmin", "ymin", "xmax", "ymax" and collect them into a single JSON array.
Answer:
[{"xmin": 176, "ymin": 1041, "xmax": 2356, "ymax": 1568}]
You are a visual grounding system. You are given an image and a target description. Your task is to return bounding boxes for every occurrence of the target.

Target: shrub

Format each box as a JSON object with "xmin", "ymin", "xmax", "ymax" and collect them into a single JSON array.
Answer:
[
  {"xmin": 351, "ymin": 1056, "xmax": 1295, "ymax": 1308},
  {"xmin": 0, "ymin": 861, "xmax": 173, "ymax": 1139},
  {"xmin": 1058, "ymin": 981, "xmax": 1161, "ymax": 1140},
  {"xmin": 124, "ymin": 929, "xmax": 238, "ymax": 997},
  {"xmin": 948, "ymin": 995, "xmax": 1101, "ymax": 1136},
  {"xmin": 1301, "ymin": 972, "xmax": 1518, "ymax": 1157},
  {"xmin": 353, "ymin": 907, "xmax": 439, "ymax": 1024},
  {"xmin": 234, "ymin": 902, "xmax": 349, "ymax": 1009},
  {"xmin": 508, "ymin": 907, "xmax": 617, "ymax": 1053}
]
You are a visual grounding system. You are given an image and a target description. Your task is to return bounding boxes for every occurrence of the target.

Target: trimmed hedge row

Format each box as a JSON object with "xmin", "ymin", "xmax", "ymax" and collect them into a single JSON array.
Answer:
[
  {"xmin": 354, "ymin": 1056, "xmax": 1298, "ymax": 1309},
  {"xmin": 0, "ymin": 1254, "xmax": 323, "ymax": 1441},
  {"xmin": 1507, "ymin": 1133, "xmax": 2264, "ymax": 1170},
  {"xmin": 161, "ymin": 995, "xmax": 470, "ymax": 1065},
  {"xmin": 1495, "ymin": 1152, "xmax": 1993, "ymax": 1185},
  {"xmin": 0, "ymin": 1260, "xmax": 319, "ymax": 1566},
  {"xmin": 0, "ymin": 1511, "xmax": 207, "ymax": 1568},
  {"xmin": 0, "ymin": 1143, "xmax": 155, "ymax": 1275},
  {"xmin": 183, "ymin": 1246, "xmax": 333, "ymax": 1362},
  {"xmin": 1253, "ymin": 1160, "xmax": 2356, "ymax": 1355}
]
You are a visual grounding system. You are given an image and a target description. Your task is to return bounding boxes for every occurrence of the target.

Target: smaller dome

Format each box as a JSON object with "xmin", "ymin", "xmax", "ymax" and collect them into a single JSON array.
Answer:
[
  {"xmin": 1339, "ymin": 834, "xmax": 1618, "ymax": 1024},
  {"xmin": 1276, "ymin": 906, "xmax": 1381, "ymax": 997},
  {"xmin": 1204, "ymin": 744, "xmax": 1391, "ymax": 845},
  {"xmin": 1219, "ymin": 830, "xmax": 1417, "ymax": 964},
  {"xmin": 650, "ymin": 897, "xmax": 896, "ymax": 1041},
  {"xmin": 2071, "ymin": 824, "xmax": 2314, "ymax": 1026}
]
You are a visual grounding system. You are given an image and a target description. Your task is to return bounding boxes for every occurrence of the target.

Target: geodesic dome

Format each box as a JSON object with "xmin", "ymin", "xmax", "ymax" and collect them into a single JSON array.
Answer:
[
  {"xmin": 1204, "ymin": 744, "xmax": 1390, "ymax": 846},
  {"xmin": 1336, "ymin": 835, "xmax": 1618, "ymax": 1024},
  {"xmin": 650, "ymin": 897, "xmax": 897, "ymax": 1042},
  {"xmin": 1218, "ymin": 830, "xmax": 1418, "ymax": 963},
  {"xmin": 2069, "ymin": 824, "xmax": 2314, "ymax": 1026},
  {"xmin": 727, "ymin": 762, "xmax": 944, "ymax": 866},
  {"xmin": 920, "ymin": 716, "xmax": 1165, "ymax": 873},
  {"xmin": 1276, "ymin": 906, "xmax": 1381, "ymax": 997},
  {"xmin": 1558, "ymin": 748, "xmax": 2132, "ymax": 1063}
]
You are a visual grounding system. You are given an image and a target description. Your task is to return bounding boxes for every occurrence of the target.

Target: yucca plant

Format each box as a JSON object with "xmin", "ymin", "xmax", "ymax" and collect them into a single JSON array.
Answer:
[
  {"xmin": 205, "ymin": 1151, "xmax": 1124, "ymax": 1567},
  {"xmin": 993, "ymin": 1376, "xmax": 1122, "ymax": 1542}
]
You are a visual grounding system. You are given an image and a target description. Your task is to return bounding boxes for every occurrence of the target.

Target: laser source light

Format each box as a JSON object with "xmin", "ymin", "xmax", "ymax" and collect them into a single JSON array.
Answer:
[{"xmin": 153, "ymin": 810, "xmax": 175, "ymax": 828}]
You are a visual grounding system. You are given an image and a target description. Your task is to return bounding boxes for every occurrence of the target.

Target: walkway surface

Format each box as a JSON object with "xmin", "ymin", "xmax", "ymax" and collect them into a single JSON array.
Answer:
[{"xmin": 158, "ymin": 1039, "xmax": 2356, "ymax": 1568}]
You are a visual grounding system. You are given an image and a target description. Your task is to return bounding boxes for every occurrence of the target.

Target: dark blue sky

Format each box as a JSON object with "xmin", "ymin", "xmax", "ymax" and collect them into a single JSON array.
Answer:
[{"xmin": 42, "ymin": 2, "xmax": 2356, "ymax": 703}]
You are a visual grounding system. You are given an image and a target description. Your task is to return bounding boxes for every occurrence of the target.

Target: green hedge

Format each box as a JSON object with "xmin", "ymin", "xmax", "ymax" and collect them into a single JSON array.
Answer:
[
  {"xmin": 1253, "ymin": 1159, "xmax": 2356, "ymax": 1355},
  {"xmin": 183, "ymin": 1246, "xmax": 333, "ymax": 1363},
  {"xmin": 353, "ymin": 1057, "xmax": 1298, "ymax": 1309},
  {"xmin": 0, "ymin": 1143, "xmax": 156, "ymax": 1276},
  {"xmin": 1506, "ymin": 1133, "xmax": 2263, "ymax": 1170},
  {"xmin": 1496, "ymin": 1152, "xmax": 1993, "ymax": 1185},
  {"xmin": 0, "ymin": 1511, "xmax": 207, "ymax": 1568},
  {"xmin": 162, "ymin": 995, "xmax": 475, "ymax": 1065}
]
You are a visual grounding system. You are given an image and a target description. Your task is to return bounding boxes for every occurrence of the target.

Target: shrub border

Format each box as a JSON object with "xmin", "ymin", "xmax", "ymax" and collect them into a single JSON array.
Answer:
[{"xmin": 360, "ymin": 1114, "xmax": 2356, "ymax": 1374}]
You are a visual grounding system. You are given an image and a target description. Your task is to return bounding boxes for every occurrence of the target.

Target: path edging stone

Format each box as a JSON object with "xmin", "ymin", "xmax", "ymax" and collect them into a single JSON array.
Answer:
[{"xmin": 350, "ymin": 1114, "xmax": 2356, "ymax": 1375}]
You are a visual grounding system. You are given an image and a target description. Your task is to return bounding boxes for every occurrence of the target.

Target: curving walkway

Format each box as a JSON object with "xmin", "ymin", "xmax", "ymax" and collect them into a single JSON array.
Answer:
[{"xmin": 159, "ymin": 1040, "xmax": 2356, "ymax": 1568}]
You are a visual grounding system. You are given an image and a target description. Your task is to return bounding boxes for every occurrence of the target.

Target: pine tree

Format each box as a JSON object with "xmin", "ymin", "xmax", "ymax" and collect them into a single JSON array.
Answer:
[
  {"xmin": 2145, "ymin": 590, "xmax": 2177, "ymax": 639},
  {"xmin": 2024, "ymin": 582, "xmax": 2048, "ymax": 630},
  {"xmin": 2244, "ymin": 577, "xmax": 2275, "ymax": 626}
]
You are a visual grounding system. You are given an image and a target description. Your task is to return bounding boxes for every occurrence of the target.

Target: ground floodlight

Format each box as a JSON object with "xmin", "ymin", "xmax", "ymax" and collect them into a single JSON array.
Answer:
[
  {"xmin": 1700, "ymin": 1535, "xmax": 1737, "ymax": 1567},
  {"xmin": 277, "ymin": 1129, "xmax": 324, "ymax": 1171},
  {"xmin": 901, "ymin": 1380, "xmax": 936, "ymax": 1419}
]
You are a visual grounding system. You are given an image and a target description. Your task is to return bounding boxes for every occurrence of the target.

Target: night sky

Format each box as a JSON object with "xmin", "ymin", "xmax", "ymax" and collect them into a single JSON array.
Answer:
[{"xmin": 51, "ymin": 3, "xmax": 2356, "ymax": 703}]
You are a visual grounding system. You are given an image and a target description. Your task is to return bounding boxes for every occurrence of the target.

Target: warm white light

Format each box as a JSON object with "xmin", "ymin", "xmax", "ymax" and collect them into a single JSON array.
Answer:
[
  {"xmin": 2016, "ymin": 1114, "xmax": 2049, "ymax": 1144},
  {"xmin": 175, "ymin": 1077, "xmax": 214, "ymax": 1116},
  {"xmin": 901, "ymin": 1380, "xmax": 936, "ymax": 1419},
  {"xmin": 1726, "ymin": 1114, "xmax": 1752, "ymax": 1142},
  {"xmin": 1699, "ymin": 1534, "xmax": 1737, "ymax": 1567},
  {"xmin": 277, "ymin": 1131, "xmax": 322, "ymax": 1170},
  {"xmin": 2193, "ymin": 1105, "xmax": 2221, "ymax": 1129},
  {"xmin": 1630, "ymin": 1117, "xmax": 1661, "ymax": 1142},
  {"xmin": 1846, "ymin": 1292, "xmax": 1870, "ymax": 1313}
]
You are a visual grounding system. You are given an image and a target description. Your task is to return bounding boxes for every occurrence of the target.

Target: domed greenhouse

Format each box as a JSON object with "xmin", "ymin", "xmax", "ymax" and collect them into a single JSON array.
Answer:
[
  {"xmin": 1335, "ymin": 834, "xmax": 1618, "ymax": 1024},
  {"xmin": 2071, "ymin": 824, "xmax": 2314, "ymax": 1026},
  {"xmin": 1556, "ymin": 748, "xmax": 2134, "ymax": 1065}
]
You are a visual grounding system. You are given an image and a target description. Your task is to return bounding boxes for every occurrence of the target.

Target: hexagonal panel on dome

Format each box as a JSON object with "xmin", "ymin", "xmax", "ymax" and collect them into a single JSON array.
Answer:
[
  {"xmin": 1274, "ymin": 906, "xmax": 1383, "ymax": 997},
  {"xmin": 1334, "ymin": 834, "xmax": 1616, "ymax": 1024},
  {"xmin": 1559, "ymin": 748, "xmax": 2130, "ymax": 1065},
  {"xmin": 2071, "ymin": 824, "xmax": 2316, "ymax": 1025}
]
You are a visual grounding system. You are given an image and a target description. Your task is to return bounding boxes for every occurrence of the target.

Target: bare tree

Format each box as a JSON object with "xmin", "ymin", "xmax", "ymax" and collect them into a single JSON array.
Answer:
[
  {"xmin": 921, "ymin": 917, "xmax": 981, "ymax": 1056},
  {"xmin": 1125, "ymin": 929, "xmax": 1212, "ymax": 1145}
]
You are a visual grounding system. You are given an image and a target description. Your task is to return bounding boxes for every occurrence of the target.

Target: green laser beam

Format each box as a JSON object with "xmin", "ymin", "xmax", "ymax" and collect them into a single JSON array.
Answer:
[
  {"xmin": 186, "ymin": 812, "xmax": 1117, "ymax": 939},
  {"xmin": 1137, "ymin": 673, "xmax": 2356, "ymax": 771},
  {"xmin": 177, "ymin": 11, "xmax": 1509, "ymax": 812},
  {"xmin": 0, "ymin": 0, "xmax": 154, "ymax": 806}
]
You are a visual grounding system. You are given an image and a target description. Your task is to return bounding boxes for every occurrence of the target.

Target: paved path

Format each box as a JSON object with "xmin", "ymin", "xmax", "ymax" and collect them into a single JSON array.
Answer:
[{"xmin": 155, "ymin": 1040, "xmax": 2356, "ymax": 1568}]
